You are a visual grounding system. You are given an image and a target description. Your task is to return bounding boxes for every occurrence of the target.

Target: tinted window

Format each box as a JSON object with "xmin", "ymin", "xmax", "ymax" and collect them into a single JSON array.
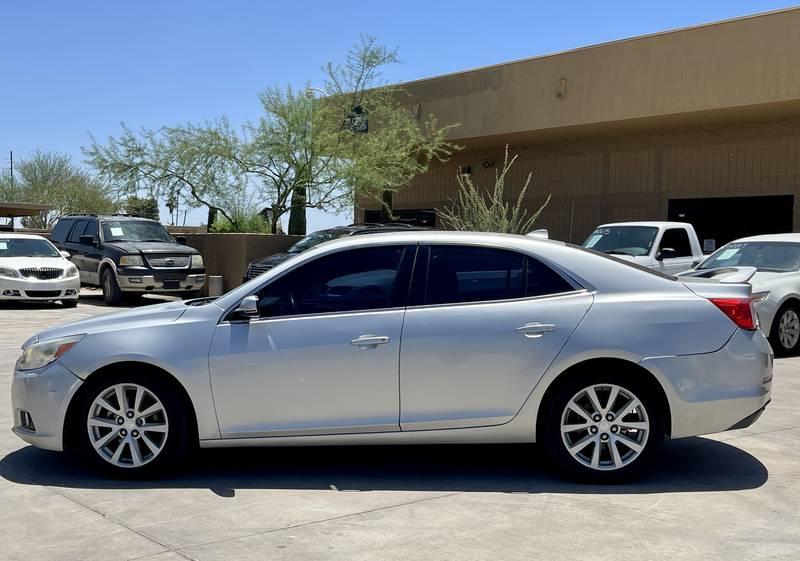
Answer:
[
  {"xmin": 50, "ymin": 219, "xmax": 72, "ymax": 244},
  {"xmin": 527, "ymin": 256, "xmax": 574, "ymax": 296},
  {"xmin": 256, "ymin": 246, "xmax": 406, "ymax": 317},
  {"xmin": 84, "ymin": 220, "xmax": 99, "ymax": 240},
  {"xmin": 660, "ymin": 228, "xmax": 692, "ymax": 257},
  {"xmin": 67, "ymin": 220, "xmax": 88, "ymax": 243},
  {"xmin": 426, "ymin": 246, "xmax": 525, "ymax": 305}
]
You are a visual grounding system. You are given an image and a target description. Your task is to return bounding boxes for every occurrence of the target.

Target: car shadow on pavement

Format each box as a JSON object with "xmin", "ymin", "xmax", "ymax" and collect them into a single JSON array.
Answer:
[{"xmin": 0, "ymin": 437, "xmax": 767, "ymax": 496}]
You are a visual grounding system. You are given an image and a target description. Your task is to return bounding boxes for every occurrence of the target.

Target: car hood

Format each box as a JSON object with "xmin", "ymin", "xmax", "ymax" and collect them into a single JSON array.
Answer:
[
  {"xmin": 106, "ymin": 241, "xmax": 199, "ymax": 255},
  {"xmin": 31, "ymin": 300, "xmax": 190, "ymax": 345},
  {"xmin": 0, "ymin": 256, "xmax": 70, "ymax": 269},
  {"xmin": 251, "ymin": 252, "xmax": 293, "ymax": 268}
]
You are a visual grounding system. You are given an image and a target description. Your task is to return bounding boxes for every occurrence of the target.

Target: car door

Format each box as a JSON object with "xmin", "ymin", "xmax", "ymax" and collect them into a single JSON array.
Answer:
[
  {"xmin": 657, "ymin": 228, "xmax": 696, "ymax": 274},
  {"xmin": 208, "ymin": 244, "xmax": 415, "ymax": 438},
  {"xmin": 80, "ymin": 219, "xmax": 103, "ymax": 284},
  {"xmin": 63, "ymin": 219, "xmax": 89, "ymax": 281},
  {"xmin": 399, "ymin": 244, "xmax": 593, "ymax": 431}
]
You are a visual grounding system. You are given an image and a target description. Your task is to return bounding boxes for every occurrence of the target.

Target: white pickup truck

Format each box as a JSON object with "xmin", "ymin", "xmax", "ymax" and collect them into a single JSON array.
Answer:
[{"xmin": 582, "ymin": 221, "xmax": 705, "ymax": 274}]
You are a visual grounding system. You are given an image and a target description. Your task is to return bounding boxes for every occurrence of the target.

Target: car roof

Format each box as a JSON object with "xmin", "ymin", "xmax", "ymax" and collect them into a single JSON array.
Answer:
[
  {"xmin": 317, "ymin": 223, "xmax": 428, "ymax": 235},
  {"xmin": 597, "ymin": 221, "xmax": 693, "ymax": 229},
  {"xmin": 61, "ymin": 214, "xmax": 159, "ymax": 222},
  {"xmin": 0, "ymin": 232, "xmax": 49, "ymax": 240},
  {"xmin": 731, "ymin": 233, "xmax": 800, "ymax": 243}
]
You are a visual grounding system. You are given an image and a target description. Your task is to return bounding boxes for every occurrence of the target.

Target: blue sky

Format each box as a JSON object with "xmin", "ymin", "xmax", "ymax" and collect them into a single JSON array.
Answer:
[{"xmin": 1, "ymin": 1, "xmax": 795, "ymax": 229}]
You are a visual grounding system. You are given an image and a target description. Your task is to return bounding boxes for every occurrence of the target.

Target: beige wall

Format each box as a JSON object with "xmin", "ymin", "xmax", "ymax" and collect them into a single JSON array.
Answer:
[
  {"xmin": 360, "ymin": 115, "xmax": 800, "ymax": 242},
  {"xmin": 184, "ymin": 233, "xmax": 301, "ymax": 292},
  {"xmin": 401, "ymin": 8, "xmax": 800, "ymax": 143}
]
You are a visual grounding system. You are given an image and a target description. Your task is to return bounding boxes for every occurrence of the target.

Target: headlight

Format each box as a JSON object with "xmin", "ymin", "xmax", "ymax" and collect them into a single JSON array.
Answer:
[
  {"xmin": 191, "ymin": 254, "xmax": 204, "ymax": 268},
  {"xmin": 0, "ymin": 266, "xmax": 18, "ymax": 278},
  {"xmin": 119, "ymin": 255, "xmax": 143, "ymax": 267},
  {"xmin": 65, "ymin": 263, "xmax": 79, "ymax": 277},
  {"xmin": 18, "ymin": 334, "xmax": 84, "ymax": 371}
]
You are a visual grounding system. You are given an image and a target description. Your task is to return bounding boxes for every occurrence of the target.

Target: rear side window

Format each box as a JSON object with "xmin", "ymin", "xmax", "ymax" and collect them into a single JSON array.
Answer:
[
  {"xmin": 50, "ymin": 219, "xmax": 72, "ymax": 243},
  {"xmin": 67, "ymin": 220, "xmax": 89, "ymax": 243},
  {"xmin": 660, "ymin": 228, "xmax": 692, "ymax": 257},
  {"xmin": 422, "ymin": 245, "xmax": 574, "ymax": 306}
]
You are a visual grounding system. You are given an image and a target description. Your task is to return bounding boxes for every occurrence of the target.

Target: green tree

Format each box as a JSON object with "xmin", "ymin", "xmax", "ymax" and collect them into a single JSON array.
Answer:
[
  {"xmin": 4, "ymin": 151, "xmax": 117, "ymax": 228},
  {"xmin": 125, "ymin": 195, "xmax": 159, "ymax": 220},
  {"xmin": 437, "ymin": 146, "xmax": 551, "ymax": 234},
  {"xmin": 84, "ymin": 36, "xmax": 458, "ymax": 234}
]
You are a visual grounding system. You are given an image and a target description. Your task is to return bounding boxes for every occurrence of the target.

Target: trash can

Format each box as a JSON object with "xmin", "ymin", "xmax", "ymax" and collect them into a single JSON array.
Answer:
[{"xmin": 208, "ymin": 275, "xmax": 224, "ymax": 297}]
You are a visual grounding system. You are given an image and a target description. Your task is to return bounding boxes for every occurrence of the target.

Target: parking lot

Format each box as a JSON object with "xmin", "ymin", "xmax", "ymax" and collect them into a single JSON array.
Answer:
[{"xmin": 0, "ymin": 292, "xmax": 798, "ymax": 561}]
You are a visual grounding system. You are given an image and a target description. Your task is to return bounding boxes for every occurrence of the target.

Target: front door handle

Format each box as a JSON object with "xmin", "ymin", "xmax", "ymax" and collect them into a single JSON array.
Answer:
[
  {"xmin": 516, "ymin": 322, "xmax": 556, "ymax": 338},
  {"xmin": 350, "ymin": 334, "xmax": 391, "ymax": 349}
]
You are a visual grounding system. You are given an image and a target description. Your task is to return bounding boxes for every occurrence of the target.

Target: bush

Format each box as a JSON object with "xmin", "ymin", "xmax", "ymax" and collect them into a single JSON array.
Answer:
[{"xmin": 209, "ymin": 213, "xmax": 271, "ymax": 233}]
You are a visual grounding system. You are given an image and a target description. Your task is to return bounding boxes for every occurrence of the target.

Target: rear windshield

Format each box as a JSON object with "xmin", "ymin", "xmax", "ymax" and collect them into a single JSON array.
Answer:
[
  {"xmin": 0, "ymin": 238, "xmax": 60, "ymax": 258},
  {"xmin": 571, "ymin": 243, "xmax": 676, "ymax": 281},
  {"xmin": 699, "ymin": 241, "xmax": 800, "ymax": 272}
]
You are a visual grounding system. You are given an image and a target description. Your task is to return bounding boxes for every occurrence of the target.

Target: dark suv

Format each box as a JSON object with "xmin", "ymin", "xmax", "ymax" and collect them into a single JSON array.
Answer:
[
  {"xmin": 244, "ymin": 223, "xmax": 427, "ymax": 281},
  {"xmin": 50, "ymin": 214, "xmax": 206, "ymax": 305}
]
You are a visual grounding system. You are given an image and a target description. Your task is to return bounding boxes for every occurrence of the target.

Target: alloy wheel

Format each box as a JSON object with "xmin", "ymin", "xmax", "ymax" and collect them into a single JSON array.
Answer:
[
  {"xmin": 779, "ymin": 309, "xmax": 800, "ymax": 350},
  {"xmin": 560, "ymin": 383, "xmax": 649, "ymax": 471},
  {"xmin": 87, "ymin": 383, "xmax": 169, "ymax": 468}
]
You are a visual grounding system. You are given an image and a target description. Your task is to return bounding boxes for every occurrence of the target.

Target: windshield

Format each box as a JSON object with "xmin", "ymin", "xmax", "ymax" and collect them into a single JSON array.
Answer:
[
  {"xmin": 0, "ymin": 238, "xmax": 60, "ymax": 258},
  {"xmin": 101, "ymin": 220, "xmax": 173, "ymax": 243},
  {"xmin": 698, "ymin": 241, "xmax": 800, "ymax": 272},
  {"xmin": 583, "ymin": 226, "xmax": 659, "ymax": 257},
  {"xmin": 287, "ymin": 230, "xmax": 351, "ymax": 253}
]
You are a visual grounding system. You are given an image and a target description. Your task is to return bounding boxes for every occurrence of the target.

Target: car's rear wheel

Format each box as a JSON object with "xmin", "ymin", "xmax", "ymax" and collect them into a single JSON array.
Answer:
[
  {"xmin": 541, "ymin": 372, "xmax": 664, "ymax": 482},
  {"xmin": 770, "ymin": 303, "xmax": 800, "ymax": 356},
  {"xmin": 101, "ymin": 268, "xmax": 124, "ymax": 306},
  {"xmin": 76, "ymin": 372, "xmax": 191, "ymax": 477}
]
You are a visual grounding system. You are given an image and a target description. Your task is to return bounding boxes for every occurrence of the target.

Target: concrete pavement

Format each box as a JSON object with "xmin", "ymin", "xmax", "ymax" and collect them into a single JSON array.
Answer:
[{"xmin": 0, "ymin": 291, "xmax": 798, "ymax": 561}]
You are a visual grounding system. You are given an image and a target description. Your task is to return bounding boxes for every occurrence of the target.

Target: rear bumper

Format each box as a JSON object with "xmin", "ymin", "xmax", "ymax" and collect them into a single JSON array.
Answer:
[{"xmin": 641, "ymin": 328, "xmax": 773, "ymax": 439}]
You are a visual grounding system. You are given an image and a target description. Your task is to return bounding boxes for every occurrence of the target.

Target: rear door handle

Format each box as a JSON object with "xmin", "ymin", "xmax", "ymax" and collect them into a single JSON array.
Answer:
[
  {"xmin": 516, "ymin": 322, "xmax": 556, "ymax": 338},
  {"xmin": 350, "ymin": 334, "xmax": 391, "ymax": 349}
]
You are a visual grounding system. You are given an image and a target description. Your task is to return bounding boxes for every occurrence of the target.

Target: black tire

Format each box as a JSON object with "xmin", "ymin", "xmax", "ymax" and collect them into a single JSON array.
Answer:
[
  {"xmin": 769, "ymin": 303, "xmax": 800, "ymax": 357},
  {"xmin": 101, "ymin": 268, "xmax": 124, "ymax": 306},
  {"xmin": 540, "ymin": 370, "xmax": 665, "ymax": 483},
  {"xmin": 73, "ymin": 370, "xmax": 193, "ymax": 478},
  {"xmin": 61, "ymin": 298, "xmax": 79, "ymax": 308}
]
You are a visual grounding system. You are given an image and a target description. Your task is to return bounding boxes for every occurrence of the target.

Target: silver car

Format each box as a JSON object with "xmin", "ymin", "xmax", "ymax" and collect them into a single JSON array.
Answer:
[{"xmin": 10, "ymin": 232, "xmax": 772, "ymax": 482}]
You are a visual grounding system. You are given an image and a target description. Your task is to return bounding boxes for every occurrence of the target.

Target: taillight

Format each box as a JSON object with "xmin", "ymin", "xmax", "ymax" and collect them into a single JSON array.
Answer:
[{"xmin": 709, "ymin": 298, "xmax": 758, "ymax": 330}]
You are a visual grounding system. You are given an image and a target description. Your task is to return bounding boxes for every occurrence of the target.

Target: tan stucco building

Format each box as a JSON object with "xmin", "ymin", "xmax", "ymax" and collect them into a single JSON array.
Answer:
[{"xmin": 358, "ymin": 7, "xmax": 800, "ymax": 247}]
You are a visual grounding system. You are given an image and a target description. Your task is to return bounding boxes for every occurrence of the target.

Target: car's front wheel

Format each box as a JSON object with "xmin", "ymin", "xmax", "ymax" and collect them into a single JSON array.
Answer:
[
  {"xmin": 76, "ymin": 372, "xmax": 191, "ymax": 477},
  {"xmin": 101, "ymin": 268, "xmax": 124, "ymax": 306},
  {"xmin": 540, "ymin": 372, "xmax": 664, "ymax": 482},
  {"xmin": 770, "ymin": 303, "xmax": 800, "ymax": 356}
]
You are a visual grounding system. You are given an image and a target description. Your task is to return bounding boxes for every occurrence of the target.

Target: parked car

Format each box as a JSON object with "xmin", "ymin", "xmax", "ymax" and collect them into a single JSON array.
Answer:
[
  {"xmin": 681, "ymin": 233, "xmax": 800, "ymax": 356},
  {"xmin": 50, "ymin": 214, "xmax": 205, "ymax": 305},
  {"xmin": 243, "ymin": 223, "xmax": 427, "ymax": 281},
  {"xmin": 582, "ymin": 221, "xmax": 704, "ymax": 274},
  {"xmin": 11, "ymin": 232, "xmax": 771, "ymax": 481},
  {"xmin": 0, "ymin": 233, "xmax": 80, "ymax": 306}
]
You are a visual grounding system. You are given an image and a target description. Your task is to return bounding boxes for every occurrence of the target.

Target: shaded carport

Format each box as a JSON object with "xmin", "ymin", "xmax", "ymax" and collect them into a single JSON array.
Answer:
[{"xmin": 0, "ymin": 202, "xmax": 52, "ymax": 230}]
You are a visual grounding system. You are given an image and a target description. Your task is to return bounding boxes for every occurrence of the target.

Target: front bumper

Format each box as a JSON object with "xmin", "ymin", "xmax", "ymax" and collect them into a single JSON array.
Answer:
[
  {"xmin": 0, "ymin": 275, "xmax": 80, "ymax": 301},
  {"xmin": 10, "ymin": 361, "xmax": 83, "ymax": 451},
  {"xmin": 641, "ymin": 327, "xmax": 773, "ymax": 439},
  {"xmin": 117, "ymin": 268, "xmax": 206, "ymax": 292}
]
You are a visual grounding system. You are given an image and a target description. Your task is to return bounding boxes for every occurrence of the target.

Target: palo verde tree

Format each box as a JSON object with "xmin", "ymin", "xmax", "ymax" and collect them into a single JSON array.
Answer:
[{"xmin": 85, "ymin": 36, "xmax": 458, "ymax": 234}]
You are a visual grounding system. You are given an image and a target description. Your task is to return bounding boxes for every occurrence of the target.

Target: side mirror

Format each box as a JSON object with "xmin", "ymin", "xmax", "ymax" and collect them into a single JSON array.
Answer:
[
  {"xmin": 79, "ymin": 235, "xmax": 97, "ymax": 246},
  {"xmin": 691, "ymin": 259, "xmax": 701, "ymax": 268},
  {"xmin": 234, "ymin": 295, "xmax": 259, "ymax": 319},
  {"xmin": 656, "ymin": 247, "xmax": 677, "ymax": 261},
  {"xmin": 60, "ymin": 250, "xmax": 71, "ymax": 259},
  {"xmin": 175, "ymin": 235, "xmax": 187, "ymax": 245}
]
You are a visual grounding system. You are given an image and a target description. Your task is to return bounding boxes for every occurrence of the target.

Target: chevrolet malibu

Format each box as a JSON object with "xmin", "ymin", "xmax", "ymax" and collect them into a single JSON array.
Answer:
[{"xmin": 10, "ymin": 232, "xmax": 772, "ymax": 481}]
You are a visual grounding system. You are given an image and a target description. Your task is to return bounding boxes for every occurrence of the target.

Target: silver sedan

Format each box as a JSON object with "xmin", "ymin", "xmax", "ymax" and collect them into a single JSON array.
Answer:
[{"xmin": 10, "ymin": 232, "xmax": 772, "ymax": 482}]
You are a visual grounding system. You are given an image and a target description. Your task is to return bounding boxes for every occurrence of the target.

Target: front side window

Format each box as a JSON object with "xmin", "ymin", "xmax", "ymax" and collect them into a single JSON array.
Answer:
[
  {"xmin": 0, "ymin": 238, "xmax": 61, "ymax": 258},
  {"xmin": 659, "ymin": 228, "xmax": 692, "ymax": 257},
  {"xmin": 583, "ymin": 226, "xmax": 659, "ymax": 257},
  {"xmin": 101, "ymin": 221, "xmax": 173, "ymax": 243},
  {"xmin": 256, "ymin": 246, "xmax": 407, "ymax": 317},
  {"xmin": 698, "ymin": 241, "xmax": 800, "ymax": 272},
  {"xmin": 422, "ymin": 245, "xmax": 574, "ymax": 306}
]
